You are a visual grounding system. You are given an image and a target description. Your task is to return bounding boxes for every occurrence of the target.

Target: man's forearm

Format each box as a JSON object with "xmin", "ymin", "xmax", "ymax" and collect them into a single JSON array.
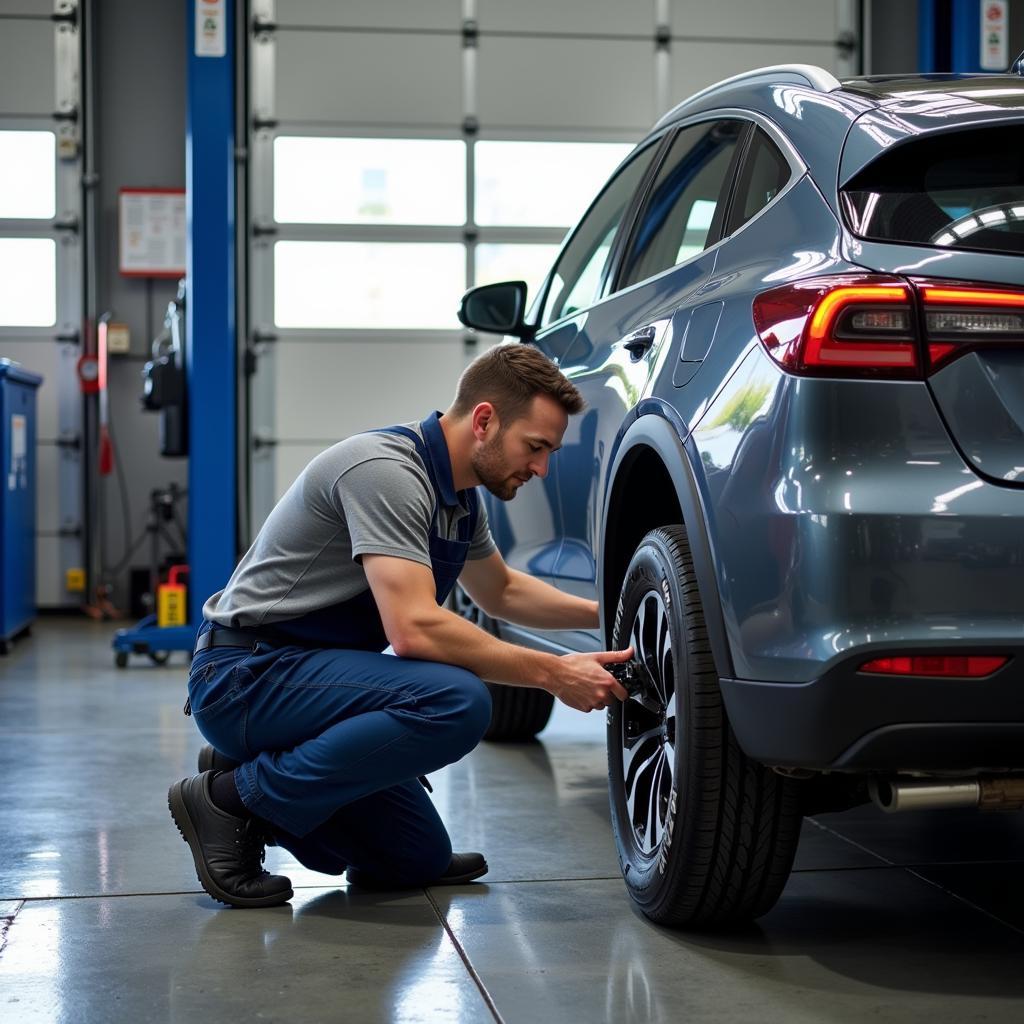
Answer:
[
  {"xmin": 492, "ymin": 568, "xmax": 599, "ymax": 630},
  {"xmin": 393, "ymin": 603, "xmax": 561, "ymax": 689}
]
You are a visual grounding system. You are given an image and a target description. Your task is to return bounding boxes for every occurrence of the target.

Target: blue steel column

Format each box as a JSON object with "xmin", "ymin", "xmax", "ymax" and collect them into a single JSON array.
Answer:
[
  {"xmin": 951, "ymin": 0, "xmax": 982, "ymax": 72},
  {"xmin": 187, "ymin": 0, "xmax": 237, "ymax": 625},
  {"xmin": 918, "ymin": 0, "xmax": 937, "ymax": 72}
]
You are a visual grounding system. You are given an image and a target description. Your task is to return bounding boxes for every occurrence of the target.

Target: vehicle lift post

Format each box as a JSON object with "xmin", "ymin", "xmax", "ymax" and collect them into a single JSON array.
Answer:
[{"xmin": 113, "ymin": 0, "xmax": 237, "ymax": 664}]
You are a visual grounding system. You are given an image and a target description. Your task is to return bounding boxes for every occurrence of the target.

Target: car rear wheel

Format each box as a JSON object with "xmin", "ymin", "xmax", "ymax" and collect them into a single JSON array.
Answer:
[
  {"xmin": 607, "ymin": 525, "xmax": 802, "ymax": 928},
  {"xmin": 452, "ymin": 584, "xmax": 554, "ymax": 742}
]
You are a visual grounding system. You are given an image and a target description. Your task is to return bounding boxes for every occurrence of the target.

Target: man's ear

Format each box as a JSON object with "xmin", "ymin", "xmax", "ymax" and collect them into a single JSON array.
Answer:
[{"xmin": 471, "ymin": 402, "xmax": 498, "ymax": 441}]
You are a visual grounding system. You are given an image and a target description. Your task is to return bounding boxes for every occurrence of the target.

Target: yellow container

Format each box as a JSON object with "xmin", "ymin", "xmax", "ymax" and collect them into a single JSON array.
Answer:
[{"xmin": 157, "ymin": 565, "xmax": 188, "ymax": 627}]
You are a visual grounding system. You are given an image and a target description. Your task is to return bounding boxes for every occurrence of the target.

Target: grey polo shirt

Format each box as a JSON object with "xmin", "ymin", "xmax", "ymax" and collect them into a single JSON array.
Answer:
[{"xmin": 203, "ymin": 419, "xmax": 496, "ymax": 628}]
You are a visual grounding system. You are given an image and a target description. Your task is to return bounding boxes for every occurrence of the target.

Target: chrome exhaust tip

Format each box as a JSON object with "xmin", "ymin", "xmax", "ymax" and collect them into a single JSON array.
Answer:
[{"xmin": 869, "ymin": 777, "xmax": 1024, "ymax": 813}]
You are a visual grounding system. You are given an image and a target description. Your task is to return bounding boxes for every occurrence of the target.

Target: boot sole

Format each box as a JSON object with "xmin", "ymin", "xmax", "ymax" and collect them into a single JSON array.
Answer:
[
  {"xmin": 167, "ymin": 781, "xmax": 293, "ymax": 909},
  {"xmin": 434, "ymin": 862, "xmax": 488, "ymax": 886}
]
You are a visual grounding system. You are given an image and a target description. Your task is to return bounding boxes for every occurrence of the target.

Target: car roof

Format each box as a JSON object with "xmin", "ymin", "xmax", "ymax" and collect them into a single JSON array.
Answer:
[{"xmin": 646, "ymin": 64, "xmax": 1024, "ymax": 216}]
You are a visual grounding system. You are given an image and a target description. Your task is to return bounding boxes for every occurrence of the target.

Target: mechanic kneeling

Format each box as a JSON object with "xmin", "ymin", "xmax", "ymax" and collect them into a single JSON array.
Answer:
[{"xmin": 169, "ymin": 343, "xmax": 632, "ymax": 908}]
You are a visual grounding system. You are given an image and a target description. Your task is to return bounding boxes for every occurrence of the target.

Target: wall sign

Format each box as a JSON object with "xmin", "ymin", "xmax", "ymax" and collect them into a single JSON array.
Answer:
[
  {"xmin": 981, "ymin": 1, "xmax": 1008, "ymax": 71},
  {"xmin": 118, "ymin": 188, "xmax": 186, "ymax": 279},
  {"xmin": 195, "ymin": 0, "xmax": 226, "ymax": 58}
]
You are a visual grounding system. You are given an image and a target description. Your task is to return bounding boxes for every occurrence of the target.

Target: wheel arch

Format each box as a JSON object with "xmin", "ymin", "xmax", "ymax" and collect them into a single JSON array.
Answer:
[{"xmin": 599, "ymin": 408, "xmax": 734, "ymax": 679}]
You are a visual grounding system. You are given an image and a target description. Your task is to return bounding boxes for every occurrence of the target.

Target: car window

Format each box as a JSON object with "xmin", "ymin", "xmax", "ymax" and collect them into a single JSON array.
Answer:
[
  {"xmin": 841, "ymin": 123, "xmax": 1024, "ymax": 256},
  {"xmin": 618, "ymin": 120, "xmax": 744, "ymax": 289},
  {"xmin": 540, "ymin": 143, "xmax": 659, "ymax": 328},
  {"xmin": 728, "ymin": 128, "xmax": 792, "ymax": 232}
]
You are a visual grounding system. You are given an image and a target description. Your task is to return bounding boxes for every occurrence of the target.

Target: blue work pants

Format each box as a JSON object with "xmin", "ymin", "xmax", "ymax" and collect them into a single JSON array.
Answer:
[{"xmin": 186, "ymin": 636, "xmax": 492, "ymax": 884}]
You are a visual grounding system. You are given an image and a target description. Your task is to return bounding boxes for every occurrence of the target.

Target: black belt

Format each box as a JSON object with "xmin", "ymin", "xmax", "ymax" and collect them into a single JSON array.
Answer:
[{"xmin": 194, "ymin": 627, "xmax": 278, "ymax": 654}]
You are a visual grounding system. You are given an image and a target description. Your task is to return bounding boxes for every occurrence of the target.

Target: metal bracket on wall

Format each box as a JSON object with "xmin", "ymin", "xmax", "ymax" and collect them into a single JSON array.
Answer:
[
  {"xmin": 51, "ymin": 0, "xmax": 77, "ymax": 24},
  {"xmin": 251, "ymin": 221, "xmax": 278, "ymax": 238},
  {"xmin": 54, "ymin": 5, "xmax": 79, "ymax": 121},
  {"xmin": 251, "ymin": 0, "xmax": 276, "ymax": 131}
]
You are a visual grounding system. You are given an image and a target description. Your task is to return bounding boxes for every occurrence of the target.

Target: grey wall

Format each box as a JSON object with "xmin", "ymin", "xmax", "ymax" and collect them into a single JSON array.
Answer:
[{"xmin": 95, "ymin": 0, "xmax": 187, "ymax": 610}]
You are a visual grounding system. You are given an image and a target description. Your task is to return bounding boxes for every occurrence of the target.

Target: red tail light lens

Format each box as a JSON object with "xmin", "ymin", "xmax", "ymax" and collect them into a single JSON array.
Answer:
[
  {"xmin": 753, "ymin": 275, "xmax": 918, "ymax": 377},
  {"xmin": 914, "ymin": 281, "xmax": 1024, "ymax": 370},
  {"xmin": 859, "ymin": 655, "xmax": 1008, "ymax": 678}
]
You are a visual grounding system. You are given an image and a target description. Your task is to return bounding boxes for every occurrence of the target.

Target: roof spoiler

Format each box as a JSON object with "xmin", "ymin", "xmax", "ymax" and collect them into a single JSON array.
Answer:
[{"xmin": 1012, "ymin": 50, "xmax": 1024, "ymax": 76}]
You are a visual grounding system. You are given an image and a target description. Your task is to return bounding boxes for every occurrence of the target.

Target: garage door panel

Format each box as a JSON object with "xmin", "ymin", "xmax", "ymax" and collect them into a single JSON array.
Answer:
[
  {"xmin": 0, "ymin": 340, "xmax": 64, "ymax": 438},
  {"xmin": 478, "ymin": 0, "xmax": 654, "ymax": 36},
  {"xmin": 0, "ymin": 1, "xmax": 51, "ymax": 14},
  {"xmin": 0, "ymin": 21, "xmax": 54, "ymax": 116},
  {"xmin": 670, "ymin": 41, "xmax": 840, "ymax": 103},
  {"xmin": 478, "ymin": 37, "xmax": 654, "ymax": 131},
  {"xmin": 276, "ymin": 0, "xmax": 460, "ymax": 31},
  {"xmin": 670, "ymin": 0, "xmax": 836, "ymax": 42},
  {"xmin": 275, "ymin": 31, "xmax": 462, "ymax": 126},
  {"xmin": 35, "ymin": 440, "xmax": 66, "ymax": 533},
  {"xmin": 259, "ymin": 338, "xmax": 470, "ymax": 442}
]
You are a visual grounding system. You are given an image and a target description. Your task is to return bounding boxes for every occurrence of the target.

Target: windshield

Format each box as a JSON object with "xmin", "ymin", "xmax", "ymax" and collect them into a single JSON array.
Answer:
[{"xmin": 841, "ymin": 124, "xmax": 1024, "ymax": 256}]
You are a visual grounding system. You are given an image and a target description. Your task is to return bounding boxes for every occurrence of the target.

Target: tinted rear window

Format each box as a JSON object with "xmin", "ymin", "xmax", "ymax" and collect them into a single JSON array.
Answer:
[{"xmin": 841, "ymin": 125, "xmax": 1024, "ymax": 256}]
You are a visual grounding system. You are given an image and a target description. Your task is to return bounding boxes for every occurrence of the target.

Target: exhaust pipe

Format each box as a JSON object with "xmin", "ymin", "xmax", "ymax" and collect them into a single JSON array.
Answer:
[{"xmin": 869, "ymin": 777, "xmax": 1024, "ymax": 813}]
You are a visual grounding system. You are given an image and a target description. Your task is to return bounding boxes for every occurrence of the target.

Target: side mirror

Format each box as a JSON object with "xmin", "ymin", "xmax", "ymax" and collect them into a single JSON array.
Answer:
[{"xmin": 457, "ymin": 281, "xmax": 530, "ymax": 338}]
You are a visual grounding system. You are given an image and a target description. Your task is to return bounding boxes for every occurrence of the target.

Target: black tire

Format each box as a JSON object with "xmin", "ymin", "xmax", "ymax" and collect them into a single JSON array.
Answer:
[
  {"xmin": 115, "ymin": 650, "xmax": 129, "ymax": 668},
  {"xmin": 607, "ymin": 525, "xmax": 802, "ymax": 928},
  {"xmin": 148, "ymin": 650, "xmax": 171, "ymax": 666},
  {"xmin": 452, "ymin": 584, "xmax": 555, "ymax": 742}
]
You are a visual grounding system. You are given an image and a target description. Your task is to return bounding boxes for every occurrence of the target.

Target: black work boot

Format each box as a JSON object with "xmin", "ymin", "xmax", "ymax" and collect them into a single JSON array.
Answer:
[
  {"xmin": 168, "ymin": 771, "xmax": 292, "ymax": 908},
  {"xmin": 197, "ymin": 744, "xmax": 240, "ymax": 774},
  {"xmin": 196, "ymin": 747, "xmax": 278, "ymax": 846},
  {"xmin": 347, "ymin": 851, "xmax": 488, "ymax": 890}
]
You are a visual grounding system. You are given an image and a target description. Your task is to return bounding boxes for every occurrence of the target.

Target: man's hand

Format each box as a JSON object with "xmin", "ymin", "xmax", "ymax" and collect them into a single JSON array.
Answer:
[{"xmin": 549, "ymin": 647, "xmax": 634, "ymax": 712}]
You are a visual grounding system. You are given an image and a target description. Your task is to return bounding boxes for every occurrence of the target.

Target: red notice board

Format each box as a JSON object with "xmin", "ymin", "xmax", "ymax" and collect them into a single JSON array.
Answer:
[{"xmin": 119, "ymin": 188, "xmax": 186, "ymax": 278}]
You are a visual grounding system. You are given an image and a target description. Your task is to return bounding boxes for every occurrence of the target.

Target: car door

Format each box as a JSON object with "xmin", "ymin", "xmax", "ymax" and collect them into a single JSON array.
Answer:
[
  {"xmin": 547, "ymin": 117, "xmax": 750, "ymax": 651},
  {"xmin": 488, "ymin": 139, "xmax": 664, "ymax": 602}
]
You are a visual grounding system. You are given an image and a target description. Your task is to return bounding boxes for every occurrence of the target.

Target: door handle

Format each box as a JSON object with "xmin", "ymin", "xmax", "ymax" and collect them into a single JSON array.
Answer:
[{"xmin": 616, "ymin": 325, "xmax": 657, "ymax": 360}]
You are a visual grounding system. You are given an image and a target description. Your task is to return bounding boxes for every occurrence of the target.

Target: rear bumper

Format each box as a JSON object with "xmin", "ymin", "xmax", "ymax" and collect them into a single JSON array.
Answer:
[{"xmin": 720, "ymin": 651, "xmax": 1024, "ymax": 772}]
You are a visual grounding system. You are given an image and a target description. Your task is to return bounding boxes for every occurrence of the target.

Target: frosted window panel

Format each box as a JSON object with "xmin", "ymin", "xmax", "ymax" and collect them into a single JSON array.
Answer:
[
  {"xmin": 274, "ymin": 241, "xmax": 465, "ymax": 329},
  {"xmin": 0, "ymin": 131, "xmax": 55, "ymax": 219},
  {"xmin": 274, "ymin": 137, "xmax": 466, "ymax": 225},
  {"xmin": 0, "ymin": 238, "xmax": 55, "ymax": 325},
  {"xmin": 475, "ymin": 141, "xmax": 634, "ymax": 227},
  {"xmin": 475, "ymin": 243, "xmax": 560, "ymax": 304}
]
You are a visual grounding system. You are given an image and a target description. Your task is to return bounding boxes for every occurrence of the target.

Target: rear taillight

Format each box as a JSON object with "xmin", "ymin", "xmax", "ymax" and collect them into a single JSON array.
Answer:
[
  {"xmin": 754, "ymin": 275, "xmax": 1024, "ymax": 378},
  {"xmin": 859, "ymin": 655, "xmax": 1008, "ymax": 678},
  {"xmin": 753, "ymin": 275, "xmax": 918, "ymax": 377},
  {"xmin": 914, "ymin": 280, "xmax": 1024, "ymax": 370}
]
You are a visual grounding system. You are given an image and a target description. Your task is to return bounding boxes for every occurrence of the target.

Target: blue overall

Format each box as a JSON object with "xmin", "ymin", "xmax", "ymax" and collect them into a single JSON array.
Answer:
[{"xmin": 186, "ymin": 412, "xmax": 493, "ymax": 885}]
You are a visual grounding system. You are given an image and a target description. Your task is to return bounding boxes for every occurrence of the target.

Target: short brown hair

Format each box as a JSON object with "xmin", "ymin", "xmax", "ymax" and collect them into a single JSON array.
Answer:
[{"xmin": 450, "ymin": 343, "xmax": 584, "ymax": 423}]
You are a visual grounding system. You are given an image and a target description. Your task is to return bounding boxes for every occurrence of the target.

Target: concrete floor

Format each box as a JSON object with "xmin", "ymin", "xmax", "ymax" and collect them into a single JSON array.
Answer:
[{"xmin": 2, "ymin": 618, "xmax": 1024, "ymax": 1023}]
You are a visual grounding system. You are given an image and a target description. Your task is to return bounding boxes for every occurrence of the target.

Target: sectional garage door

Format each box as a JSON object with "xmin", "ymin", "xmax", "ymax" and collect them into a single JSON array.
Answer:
[
  {"xmin": 245, "ymin": 0, "xmax": 857, "ymax": 533},
  {"xmin": 0, "ymin": 0, "xmax": 83, "ymax": 606}
]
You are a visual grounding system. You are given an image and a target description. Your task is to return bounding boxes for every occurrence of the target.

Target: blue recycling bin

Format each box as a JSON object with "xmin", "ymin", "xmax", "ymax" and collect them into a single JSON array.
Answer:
[{"xmin": 0, "ymin": 359, "xmax": 43, "ymax": 654}]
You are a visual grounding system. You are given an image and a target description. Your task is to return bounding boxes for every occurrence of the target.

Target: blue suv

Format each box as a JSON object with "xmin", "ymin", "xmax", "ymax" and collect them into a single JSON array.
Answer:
[{"xmin": 456, "ymin": 62, "xmax": 1024, "ymax": 928}]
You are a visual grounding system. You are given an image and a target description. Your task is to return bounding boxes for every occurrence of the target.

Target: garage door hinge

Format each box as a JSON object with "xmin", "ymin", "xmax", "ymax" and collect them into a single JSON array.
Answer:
[
  {"xmin": 252, "ymin": 14, "xmax": 277, "ymax": 33},
  {"xmin": 54, "ymin": 215, "xmax": 79, "ymax": 232},
  {"xmin": 252, "ymin": 116, "xmax": 278, "ymax": 131},
  {"xmin": 252, "ymin": 434, "xmax": 278, "ymax": 450},
  {"xmin": 462, "ymin": 19, "xmax": 478, "ymax": 47},
  {"xmin": 51, "ymin": 1, "xmax": 77, "ymax": 25},
  {"xmin": 252, "ymin": 328, "xmax": 279, "ymax": 344},
  {"xmin": 56, "ymin": 329, "xmax": 80, "ymax": 344},
  {"xmin": 55, "ymin": 433, "xmax": 81, "ymax": 450},
  {"xmin": 252, "ymin": 221, "xmax": 278, "ymax": 238},
  {"xmin": 58, "ymin": 523, "xmax": 82, "ymax": 537},
  {"xmin": 655, "ymin": 25, "xmax": 671, "ymax": 49},
  {"xmin": 836, "ymin": 30, "xmax": 856, "ymax": 58}
]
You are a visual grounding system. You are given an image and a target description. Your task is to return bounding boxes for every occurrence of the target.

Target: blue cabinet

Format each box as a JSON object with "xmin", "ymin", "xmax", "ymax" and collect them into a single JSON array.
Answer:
[{"xmin": 0, "ymin": 359, "xmax": 43, "ymax": 652}]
